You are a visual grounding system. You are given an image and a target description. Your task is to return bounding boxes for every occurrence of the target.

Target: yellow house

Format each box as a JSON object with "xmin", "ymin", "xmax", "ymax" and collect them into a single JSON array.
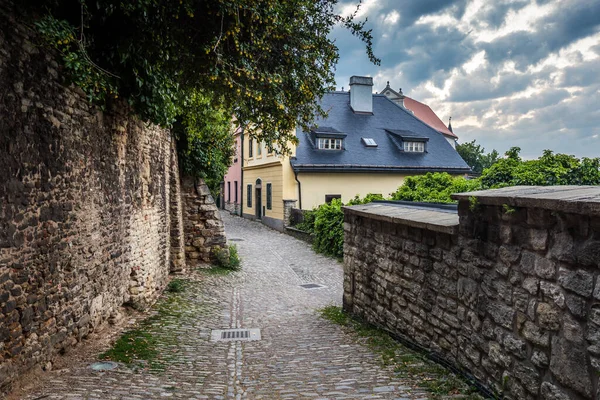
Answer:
[
  {"xmin": 241, "ymin": 134, "xmax": 297, "ymax": 231},
  {"xmin": 242, "ymin": 76, "xmax": 470, "ymax": 229}
]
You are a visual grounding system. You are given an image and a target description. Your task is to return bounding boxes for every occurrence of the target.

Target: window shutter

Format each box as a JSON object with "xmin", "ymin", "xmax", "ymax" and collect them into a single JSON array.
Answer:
[{"xmin": 266, "ymin": 183, "xmax": 272, "ymax": 210}]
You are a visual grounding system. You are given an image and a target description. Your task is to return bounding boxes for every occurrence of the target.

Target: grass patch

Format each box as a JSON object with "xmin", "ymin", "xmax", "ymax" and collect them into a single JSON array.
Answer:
[
  {"xmin": 99, "ymin": 279, "xmax": 196, "ymax": 371},
  {"xmin": 99, "ymin": 329, "xmax": 158, "ymax": 365},
  {"xmin": 318, "ymin": 306, "xmax": 487, "ymax": 399},
  {"xmin": 166, "ymin": 278, "xmax": 186, "ymax": 293}
]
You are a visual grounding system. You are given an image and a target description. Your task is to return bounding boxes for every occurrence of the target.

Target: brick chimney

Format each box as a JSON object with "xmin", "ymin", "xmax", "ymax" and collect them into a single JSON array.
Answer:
[{"xmin": 349, "ymin": 76, "xmax": 373, "ymax": 114}]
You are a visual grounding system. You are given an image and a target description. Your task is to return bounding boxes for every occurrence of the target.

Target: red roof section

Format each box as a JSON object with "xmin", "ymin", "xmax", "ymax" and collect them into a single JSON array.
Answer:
[{"xmin": 403, "ymin": 97, "xmax": 458, "ymax": 139}]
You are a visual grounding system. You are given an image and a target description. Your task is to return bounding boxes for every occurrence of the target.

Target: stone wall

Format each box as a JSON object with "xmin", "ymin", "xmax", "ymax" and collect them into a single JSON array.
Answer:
[
  {"xmin": 182, "ymin": 178, "xmax": 227, "ymax": 266},
  {"xmin": 0, "ymin": 6, "xmax": 190, "ymax": 388},
  {"xmin": 343, "ymin": 186, "xmax": 600, "ymax": 399},
  {"xmin": 224, "ymin": 201, "xmax": 240, "ymax": 216},
  {"xmin": 169, "ymin": 146, "xmax": 186, "ymax": 273},
  {"xmin": 283, "ymin": 200, "xmax": 298, "ymax": 228}
]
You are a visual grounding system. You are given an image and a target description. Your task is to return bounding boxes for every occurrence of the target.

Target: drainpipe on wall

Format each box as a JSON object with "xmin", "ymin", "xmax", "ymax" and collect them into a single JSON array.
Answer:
[
  {"xmin": 240, "ymin": 125, "xmax": 244, "ymax": 217},
  {"xmin": 291, "ymin": 160, "xmax": 302, "ymax": 210}
]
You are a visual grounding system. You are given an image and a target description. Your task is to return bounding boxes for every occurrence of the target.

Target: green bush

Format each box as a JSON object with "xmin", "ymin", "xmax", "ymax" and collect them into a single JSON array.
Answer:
[
  {"xmin": 312, "ymin": 199, "xmax": 345, "ymax": 259},
  {"xmin": 212, "ymin": 244, "xmax": 241, "ymax": 271},
  {"xmin": 295, "ymin": 209, "xmax": 317, "ymax": 233},
  {"xmin": 298, "ymin": 193, "xmax": 384, "ymax": 259},
  {"xmin": 391, "ymin": 173, "xmax": 481, "ymax": 203}
]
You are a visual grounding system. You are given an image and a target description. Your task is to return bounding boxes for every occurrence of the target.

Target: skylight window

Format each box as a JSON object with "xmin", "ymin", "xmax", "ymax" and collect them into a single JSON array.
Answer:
[{"xmin": 362, "ymin": 138, "xmax": 377, "ymax": 147}]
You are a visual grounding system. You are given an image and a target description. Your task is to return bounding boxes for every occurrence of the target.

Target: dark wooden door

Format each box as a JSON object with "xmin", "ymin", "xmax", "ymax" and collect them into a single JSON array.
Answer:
[{"xmin": 255, "ymin": 187, "xmax": 262, "ymax": 219}]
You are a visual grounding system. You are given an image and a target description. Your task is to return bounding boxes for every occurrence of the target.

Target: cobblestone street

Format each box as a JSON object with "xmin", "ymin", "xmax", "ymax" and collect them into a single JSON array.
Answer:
[{"xmin": 20, "ymin": 213, "xmax": 437, "ymax": 399}]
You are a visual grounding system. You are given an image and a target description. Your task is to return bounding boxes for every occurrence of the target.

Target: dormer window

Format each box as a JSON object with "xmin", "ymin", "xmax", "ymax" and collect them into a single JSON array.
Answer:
[
  {"xmin": 403, "ymin": 141, "xmax": 425, "ymax": 152},
  {"xmin": 384, "ymin": 129, "xmax": 429, "ymax": 153},
  {"xmin": 317, "ymin": 138, "xmax": 342, "ymax": 150}
]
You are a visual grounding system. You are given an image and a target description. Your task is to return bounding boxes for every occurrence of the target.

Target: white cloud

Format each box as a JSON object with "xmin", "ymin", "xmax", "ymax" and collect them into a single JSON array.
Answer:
[
  {"xmin": 382, "ymin": 10, "xmax": 400, "ymax": 25},
  {"xmin": 332, "ymin": 0, "xmax": 600, "ymax": 158},
  {"xmin": 463, "ymin": 50, "xmax": 487, "ymax": 73}
]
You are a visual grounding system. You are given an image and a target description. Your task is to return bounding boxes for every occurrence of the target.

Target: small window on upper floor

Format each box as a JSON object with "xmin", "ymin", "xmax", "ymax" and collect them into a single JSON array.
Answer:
[
  {"xmin": 317, "ymin": 138, "xmax": 342, "ymax": 150},
  {"xmin": 257, "ymin": 141, "xmax": 262, "ymax": 156},
  {"xmin": 403, "ymin": 141, "xmax": 425, "ymax": 152},
  {"xmin": 248, "ymin": 138, "xmax": 254, "ymax": 158}
]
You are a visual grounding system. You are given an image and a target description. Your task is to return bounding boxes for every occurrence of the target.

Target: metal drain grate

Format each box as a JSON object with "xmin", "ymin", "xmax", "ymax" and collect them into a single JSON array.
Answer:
[
  {"xmin": 299, "ymin": 283, "xmax": 325, "ymax": 289},
  {"xmin": 229, "ymin": 238, "xmax": 244, "ymax": 242},
  {"xmin": 211, "ymin": 328, "xmax": 261, "ymax": 342}
]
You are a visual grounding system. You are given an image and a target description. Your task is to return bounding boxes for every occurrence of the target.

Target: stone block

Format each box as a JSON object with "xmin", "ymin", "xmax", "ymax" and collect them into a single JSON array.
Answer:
[
  {"xmin": 536, "ymin": 303, "xmax": 560, "ymax": 331},
  {"xmin": 563, "ymin": 314, "xmax": 583, "ymax": 343},
  {"xmin": 521, "ymin": 321, "xmax": 549, "ymax": 347},
  {"xmin": 457, "ymin": 277, "xmax": 478, "ymax": 306},
  {"xmin": 487, "ymin": 302, "xmax": 515, "ymax": 329},
  {"xmin": 539, "ymin": 281, "xmax": 565, "ymax": 308},
  {"xmin": 527, "ymin": 208, "xmax": 555, "ymax": 229},
  {"xmin": 513, "ymin": 363, "xmax": 540, "ymax": 394},
  {"xmin": 519, "ymin": 251, "xmax": 536, "ymax": 275},
  {"xmin": 565, "ymin": 293, "xmax": 587, "ymax": 318},
  {"xmin": 576, "ymin": 240, "xmax": 600, "ymax": 267},
  {"xmin": 522, "ymin": 277, "xmax": 539, "ymax": 295},
  {"xmin": 531, "ymin": 350, "xmax": 549, "ymax": 368},
  {"xmin": 488, "ymin": 341, "xmax": 511, "ymax": 368},
  {"xmin": 540, "ymin": 382, "xmax": 570, "ymax": 400},
  {"xmin": 503, "ymin": 334, "xmax": 527, "ymax": 359},
  {"xmin": 550, "ymin": 336, "xmax": 593, "ymax": 397},
  {"xmin": 534, "ymin": 257, "xmax": 556, "ymax": 279},
  {"xmin": 498, "ymin": 245, "xmax": 521, "ymax": 265},
  {"xmin": 558, "ymin": 268, "xmax": 593, "ymax": 297},
  {"xmin": 529, "ymin": 229, "xmax": 549, "ymax": 251}
]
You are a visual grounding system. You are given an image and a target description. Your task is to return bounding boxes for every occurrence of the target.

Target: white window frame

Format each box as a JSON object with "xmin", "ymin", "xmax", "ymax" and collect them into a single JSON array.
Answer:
[
  {"xmin": 403, "ymin": 141, "xmax": 425, "ymax": 152},
  {"xmin": 317, "ymin": 138, "xmax": 342, "ymax": 150}
]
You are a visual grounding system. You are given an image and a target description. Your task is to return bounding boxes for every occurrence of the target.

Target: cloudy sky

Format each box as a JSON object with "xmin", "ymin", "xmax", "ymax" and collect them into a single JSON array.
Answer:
[{"xmin": 331, "ymin": 0, "xmax": 600, "ymax": 159}]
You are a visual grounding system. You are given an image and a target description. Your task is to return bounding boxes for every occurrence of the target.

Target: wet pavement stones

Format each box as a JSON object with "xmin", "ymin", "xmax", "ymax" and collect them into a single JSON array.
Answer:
[{"xmin": 21, "ymin": 213, "xmax": 448, "ymax": 399}]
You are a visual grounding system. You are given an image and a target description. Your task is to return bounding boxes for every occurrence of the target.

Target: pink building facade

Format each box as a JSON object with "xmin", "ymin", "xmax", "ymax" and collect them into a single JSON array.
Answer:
[{"xmin": 222, "ymin": 128, "xmax": 242, "ymax": 215}]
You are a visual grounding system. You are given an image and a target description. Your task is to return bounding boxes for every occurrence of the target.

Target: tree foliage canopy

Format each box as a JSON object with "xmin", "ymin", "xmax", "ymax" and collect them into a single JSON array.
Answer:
[
  {"xmin": 394, "ymin": 148, "xmax": 600, "ymax": 203},
  {"xmin": 391, "ymin": 173, "xmax": 482, "ymax": 203},
  {"xmin": 456, "ymin": 139, "xmax": 500, "ymax": 174},
  {"xmin": 173, "ymin": 91, "xmax": 235, "ymax": 191},
  {"xmin": 30, "ymin": 0, "xmax": 378, "ymax": 153},
  {"xmin": 481, "ymin": 147, "xmax": 600, "ymax": 187}
]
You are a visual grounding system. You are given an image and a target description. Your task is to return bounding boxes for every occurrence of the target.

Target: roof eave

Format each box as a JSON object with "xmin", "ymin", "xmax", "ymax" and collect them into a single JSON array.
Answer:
[{"xmin": 290, "ymin": 165, "xmax": 472, "ymax": 174}]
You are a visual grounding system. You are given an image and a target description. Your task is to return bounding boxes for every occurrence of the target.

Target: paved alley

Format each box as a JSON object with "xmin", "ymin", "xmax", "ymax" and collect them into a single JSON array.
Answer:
[{"xmin": 20, "ymin": 213, "xmax": 443, "ymax": 399}]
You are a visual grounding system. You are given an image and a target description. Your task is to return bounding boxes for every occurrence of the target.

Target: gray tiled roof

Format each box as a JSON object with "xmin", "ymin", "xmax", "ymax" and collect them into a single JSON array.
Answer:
[{"xmin": 291, "ymin": 92, "xmax": 470, "ymax": 173}]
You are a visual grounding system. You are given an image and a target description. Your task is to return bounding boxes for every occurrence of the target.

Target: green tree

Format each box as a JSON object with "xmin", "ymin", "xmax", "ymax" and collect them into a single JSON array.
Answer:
[
  {"xmin": 480, "ymin": 148, "xmax": 600, "ymax": 188},
  {"xmin": 173, "ymin": 91, "xmax": 235, "ymax": 192},
  {"xmin": 31, "ymin": 0, "xmax": 379, "ymax": 153},
  {"xmin": 456, "ymin": 140, "xmax": 500, "ymax": 174}
]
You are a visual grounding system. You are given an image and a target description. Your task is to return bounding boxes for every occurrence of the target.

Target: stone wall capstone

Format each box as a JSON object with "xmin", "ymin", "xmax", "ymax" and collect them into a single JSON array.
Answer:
[{"xmin": 343, "ymin": 186, "xmax": 600, "ymax": 399}]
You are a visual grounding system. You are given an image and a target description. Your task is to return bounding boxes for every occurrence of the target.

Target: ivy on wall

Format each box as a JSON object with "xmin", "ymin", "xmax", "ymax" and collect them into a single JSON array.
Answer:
[{"xmin": 29, "ymin": 0, "xmax": 378, "ymax": 157}]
